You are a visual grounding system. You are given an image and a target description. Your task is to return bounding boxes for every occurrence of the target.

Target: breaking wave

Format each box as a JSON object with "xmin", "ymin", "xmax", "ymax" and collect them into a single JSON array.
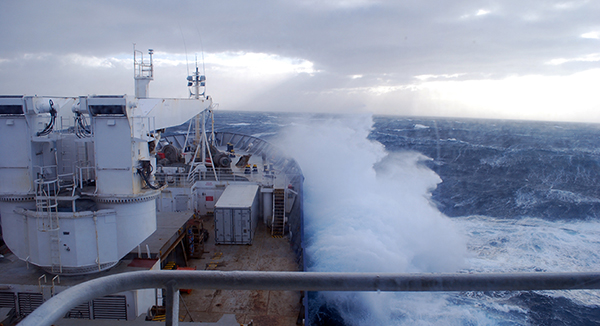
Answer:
[{"xmin": 277, "ymin": 114, "xmax": 467, "ymax": 324}]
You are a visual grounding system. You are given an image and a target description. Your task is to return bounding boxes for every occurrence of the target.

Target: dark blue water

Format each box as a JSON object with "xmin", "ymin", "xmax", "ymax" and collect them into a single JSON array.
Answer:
[
  {"xmin": 208, "ymin": 111, "xmax": 600, "ymax": 325},
  {"xmin": 372, "ymin": 117, "xmax": 600, "ymax": 221}
]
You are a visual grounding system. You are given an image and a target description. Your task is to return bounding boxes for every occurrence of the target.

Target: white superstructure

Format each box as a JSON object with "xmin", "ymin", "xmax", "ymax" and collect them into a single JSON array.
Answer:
[
  {"xmin": 0, "ymin": 47, "xmax": 305, "ymax": 324},
  {"xmin": 0, "ymin": 49, "xmax": 213, "ymax": 275}
]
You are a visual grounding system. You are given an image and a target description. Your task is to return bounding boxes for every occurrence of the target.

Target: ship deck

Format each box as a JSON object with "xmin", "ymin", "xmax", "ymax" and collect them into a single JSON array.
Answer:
[
  {"xmin": 0, "ymin": 210, "xmax": 302, "ymax": 326},
  {"xmin": 177, "ymin": 214, "xmax": 302, "ymax": 325}
]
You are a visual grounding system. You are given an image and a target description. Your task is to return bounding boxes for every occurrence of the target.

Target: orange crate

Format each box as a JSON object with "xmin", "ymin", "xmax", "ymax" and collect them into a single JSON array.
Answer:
[{"xmin": 176, "ymin": 267, "xmax": 196, "ymax": 293}]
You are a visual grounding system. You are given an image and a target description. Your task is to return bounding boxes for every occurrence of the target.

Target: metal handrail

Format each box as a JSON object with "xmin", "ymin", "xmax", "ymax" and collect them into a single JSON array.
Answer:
[{"xmin": 18, "ymin": 270, "xmax": 600, "ymax": 326}]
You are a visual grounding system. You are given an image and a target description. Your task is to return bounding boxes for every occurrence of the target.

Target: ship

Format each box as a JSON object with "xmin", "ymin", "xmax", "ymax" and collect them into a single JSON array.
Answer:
[
  {"xmin": 0, "ymin": 48, "xmax": 304, "ymax": 325},
  {"xmin": 7, "ymin": 48, "xmax": 600, "ymax": 326}
]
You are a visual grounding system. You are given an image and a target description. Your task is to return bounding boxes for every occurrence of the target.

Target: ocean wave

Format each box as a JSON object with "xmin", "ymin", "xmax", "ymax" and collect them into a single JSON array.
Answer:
[
  {"xmin": 547, "ymin": 189, "xmax": 600, "ymax": 204},
  {"xmin": 207, "ymin": 112, "xmax": 600, "ymax": 324},
  {"xmin": 251, "ymin": 132, "xmax": 277, "ymax": 138},
  {"xmin": 457, "ymin": 215, "xmax": 600, "ymax": 274},
  {"xmin": 454, "ymin": 215, "xmax": 600, "ymax": 315}
]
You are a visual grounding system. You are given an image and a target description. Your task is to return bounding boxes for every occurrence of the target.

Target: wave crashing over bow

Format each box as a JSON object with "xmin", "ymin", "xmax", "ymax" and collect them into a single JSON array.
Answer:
[{"xmin": 278, "ymin": 115, "xmax": 466, "ymax": 324}]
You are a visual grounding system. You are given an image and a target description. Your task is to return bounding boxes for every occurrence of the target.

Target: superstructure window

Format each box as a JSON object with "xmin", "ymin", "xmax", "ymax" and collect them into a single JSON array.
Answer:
[
  {"xmin": 0, "ymin": 105, "xmax": 24, "ymax": 115},
  {"xmin": 89, "ymin": 105, "xmax": 126, "ymax": 116}
]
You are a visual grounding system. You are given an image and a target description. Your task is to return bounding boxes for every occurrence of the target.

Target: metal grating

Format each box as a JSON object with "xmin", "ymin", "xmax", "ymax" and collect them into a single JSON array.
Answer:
[
  {"xmin": 0, "ymin": 292, "xmax": 16, "ymax": 309},
  {"xmin": 18, "ymin": 293, "xmax": 43, "ymax": 318},
  {"xmin": 65, "ymin": 302, "xmax": 90, "ymax": 319},
  {"xmin": 92, "ymin": 295, "xmax": 127, "ymax": 320}
]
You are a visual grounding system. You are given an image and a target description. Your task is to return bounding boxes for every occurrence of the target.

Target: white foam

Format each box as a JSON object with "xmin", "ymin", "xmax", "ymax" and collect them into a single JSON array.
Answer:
[
  {"xmin": 251, "ymin": 132, "xmax": 277, "ymax": 138},
  {"xmin": 456, "ymin": 216, "xmax": 600, "ymax": 274},
  {"xmin": 275, "ymin": 114, "xmax": 600, "ymax": 324},
  {"xmin": 456, "ymin": 215, "xmax": 600, "ymax": 306},
  {"xmin": 277, "ymin": 114, "xmax": 468, "ymax": 323}
]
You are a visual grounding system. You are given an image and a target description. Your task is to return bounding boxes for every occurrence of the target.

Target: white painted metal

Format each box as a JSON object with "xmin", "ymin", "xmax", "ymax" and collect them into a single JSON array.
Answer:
[
  {"xmin": 191, "ymin": 181, "xmax": 226, "ymax": 215},
  {"xmin": 133, "ymin": 48, "xmax": 153, "ymax": 98},
  {"xmin": 214, "ymin": 184, "xmax": 260, "ymax": 244},
  {"xmin": 0, "ymin": 58, "xmax": 213, "ymax": 274},
  {"xmin": 0, "ymin": 115, "xmax": 31, "ymax": 194},
  {"xmin": 262, "ymin": 188, "xmax": 273, "ymax": 224},
  {"xmin": 215, "ymin": 184, "xmax": 260, "ymax": 208},
  {"xmin": 93, "ymin": 115, "xmax": 136, "ymax": 195},
  {"xmin": 135, "ymin": 98, "xmax": 213, "ymax": 131},
  {"xmin": 19, "ymin": 270, "xmax": 600, "ymax": 326}
]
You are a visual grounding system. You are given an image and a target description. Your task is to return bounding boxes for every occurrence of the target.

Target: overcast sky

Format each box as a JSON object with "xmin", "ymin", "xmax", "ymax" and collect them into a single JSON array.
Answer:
[{"xmin": 1, "ymin": 0, "xmax": 600, "ymax": 122}]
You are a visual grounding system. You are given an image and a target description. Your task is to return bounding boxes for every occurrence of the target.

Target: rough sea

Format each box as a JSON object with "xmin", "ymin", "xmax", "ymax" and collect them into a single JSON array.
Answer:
[{"xmin": 210, "ymin": 110, "xmax": 600, "ymax": 326}]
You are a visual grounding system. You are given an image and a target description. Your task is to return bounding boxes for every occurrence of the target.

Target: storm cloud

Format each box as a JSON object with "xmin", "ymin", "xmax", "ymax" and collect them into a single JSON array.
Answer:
[{"xmin": 2, "ymin": 0, "xmax": 600, "ymax": 121}]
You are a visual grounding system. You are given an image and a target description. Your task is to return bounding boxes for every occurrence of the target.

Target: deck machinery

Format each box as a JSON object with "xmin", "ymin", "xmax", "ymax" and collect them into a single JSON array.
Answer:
[{"xmin": 0, "ymin": 49, "xmax": 303, "ymax": 323}]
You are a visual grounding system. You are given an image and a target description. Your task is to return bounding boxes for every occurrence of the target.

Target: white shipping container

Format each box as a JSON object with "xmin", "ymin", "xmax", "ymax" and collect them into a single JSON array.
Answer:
[{"xmin": 214, "ymin": 184, "xmax": 260, "ymax": 244}]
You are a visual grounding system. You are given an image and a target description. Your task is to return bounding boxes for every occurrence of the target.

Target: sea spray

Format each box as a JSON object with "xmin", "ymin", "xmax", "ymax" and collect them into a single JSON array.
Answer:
[
  {"xmin": 456, "ymin": 216, "xmax": 600, "ymax": 307},
  {"xmin": 221, "ymin": 112, "xmax": 600, "ymax": 324},
  {"xmin": 276, "ymin": 114, "xmax": 467, "ymax": 324}
]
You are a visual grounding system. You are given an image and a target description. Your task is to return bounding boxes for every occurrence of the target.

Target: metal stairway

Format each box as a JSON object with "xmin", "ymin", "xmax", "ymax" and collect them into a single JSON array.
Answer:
[{"xmin": 271, "ymin": 188, "xmax": 285, "ymax": 236}]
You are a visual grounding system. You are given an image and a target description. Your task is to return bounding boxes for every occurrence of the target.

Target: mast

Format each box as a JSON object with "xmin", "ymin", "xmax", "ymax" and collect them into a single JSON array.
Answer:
[
  {"xmin": 133, "ymin": 46, "xmax": 154, "ymax": 98},
  {"xmin": 187, "ymin": 60, "xmax": 207, "ymax": 160}
]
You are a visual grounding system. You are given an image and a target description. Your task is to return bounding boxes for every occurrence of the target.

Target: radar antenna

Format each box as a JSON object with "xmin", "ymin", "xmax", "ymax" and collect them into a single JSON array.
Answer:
[{"xmin": 187, "ymin": 55, "xmax": 206, "ymax": 99}]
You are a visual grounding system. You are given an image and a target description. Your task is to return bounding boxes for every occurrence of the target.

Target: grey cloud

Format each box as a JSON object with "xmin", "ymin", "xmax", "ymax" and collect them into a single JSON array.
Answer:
[
  {"xmin": 3, "ymin": 0, "xmax": 599, "ymax": 76},
  {"xmin": 2, "ymin": 0, "xmax": 600, "ymax": 118}
]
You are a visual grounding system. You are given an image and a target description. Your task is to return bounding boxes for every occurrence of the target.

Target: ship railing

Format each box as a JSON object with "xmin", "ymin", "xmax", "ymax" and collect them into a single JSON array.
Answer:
[
  {"xmin": 34, "ymin": 177, "xmax": 60, "ymax": 232},
  {"xmin": 33, "ymin": 165, "xmax": 78, "ymax": 196},
  {"xmin": 134, "ymin": 48, "xmax": 153, "ymax": 79},
  {"xmin": 272, "ymin": 172, "xmax": 303, "ymax": 189},
  {"xmin": 33, "ymin": 165, "xmax": 59, "ymax": 188},
  {"xmin": 18, "ymin": 270, "xmax": 600, "ymax": 326},
  {"xmin": 155, "ymin": 172, "xmax": 192, "ymax": 187},
  {"xmin": 34, "ymin": 165, "xmax": 79, "ymax": 232},
  {"xmin": 156, "ymin": 169, "xmax": 248, "ymax": 186},
  {"xmin": 58, "ymin": 116, "xmax": 75, "ymax": 134},
  {"xmin": 200, "ymin": 169, "xmax": 246, "ymax": 182},
  {"xmin": 165, "ymin": 167, "xmax": 303, "ymax": 188},
  {"xmin": 187, "ymin": 167, "xmax": 253, "ymax": 182},
  {"xmin": 74, "ymin": 163, "xmax": 95, "ymax": 190}
]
